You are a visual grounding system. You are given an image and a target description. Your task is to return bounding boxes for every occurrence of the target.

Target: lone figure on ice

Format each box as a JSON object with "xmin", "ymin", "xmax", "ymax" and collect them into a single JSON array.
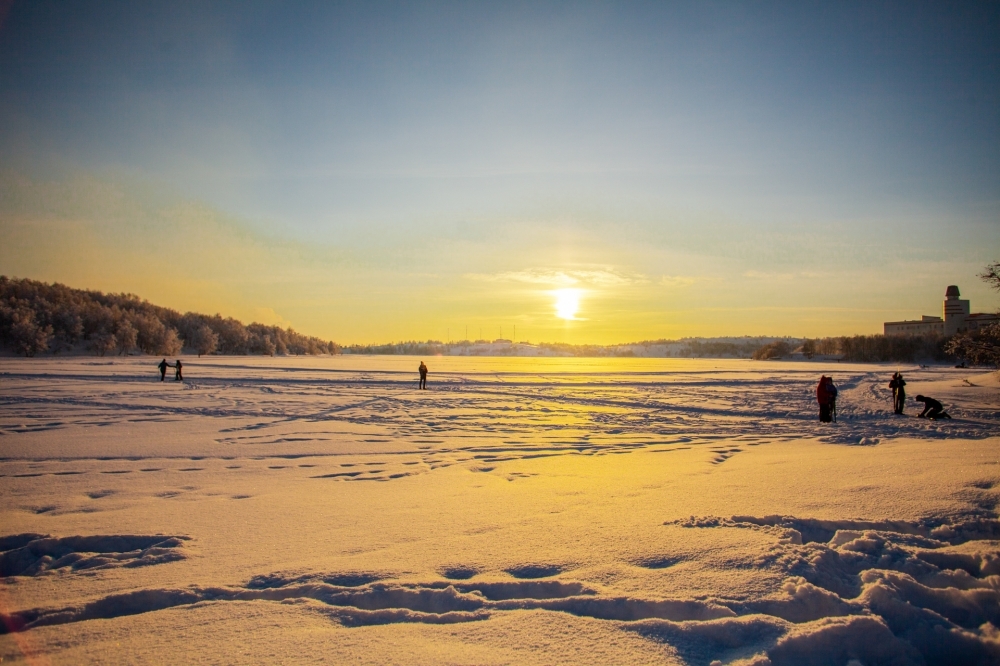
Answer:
[
  {"xmin": 915, "ymin": 395, "xmax": 951, "ymax": 420},
  {"xmin": 174, "ymin": 359, "xmax": 183, "ymax": 382},
  {"xmin": 889, "ymin": 372, "xmax": 906, "ymax": 414},
  {"xmin": 158, "ymin": 358, "xmax": 169, "ymax": 382},
  {"xmin": 816, "ymin": 375, "xmax": 837, "ymax": 422},
  {"xmin": 418, "ymin": 361, "xmax": 428, "ymax": 390}
]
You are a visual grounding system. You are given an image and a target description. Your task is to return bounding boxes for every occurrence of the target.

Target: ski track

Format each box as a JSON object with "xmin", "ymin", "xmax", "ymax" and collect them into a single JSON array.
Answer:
[
  {"xmin": 2, "ymin": 362, "xmax": 999, "ymax": 663},
  {"xmin": 1, "ymin": 367, "xmax": 996, "ymax": 484}
]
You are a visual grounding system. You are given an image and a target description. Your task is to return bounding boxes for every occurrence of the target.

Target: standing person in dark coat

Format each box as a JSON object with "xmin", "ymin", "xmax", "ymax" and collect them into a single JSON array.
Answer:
[
  {"xmin": 158, "ymin": 358, "xmax": 169, "ymax": 382},
  {"xmin": 889, "ymin": 372, "xmax": 906, "ymax": 414},
  {"xmin": 915, "ymin": 395, "xmax": 951, "ymax": 420},
  {"xmin": 418, "ymin": 361, "xmax": 428, "ymax": 390},
  {"xmin": 174, "ymin": 359, "xmax": 183, "ymax": 382},
  {"xmin": 816, "ymin": 376, "xmax": 837, "ymax": 422},
  {"xmin": 828, "ymin": 377, "xmax": 838, "ymax": 421}
]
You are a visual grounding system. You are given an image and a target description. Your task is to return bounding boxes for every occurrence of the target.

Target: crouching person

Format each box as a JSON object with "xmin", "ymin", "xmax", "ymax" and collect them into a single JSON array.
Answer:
[{"xmin": 915, "ymin": 395, "xmax": 952, "ymax": 420}]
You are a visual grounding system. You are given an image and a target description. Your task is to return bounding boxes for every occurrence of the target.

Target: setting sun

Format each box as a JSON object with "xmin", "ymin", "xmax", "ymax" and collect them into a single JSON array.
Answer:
[{"xmin": 553, "ymin": 288, "xmax": 582, "ymax": 320}]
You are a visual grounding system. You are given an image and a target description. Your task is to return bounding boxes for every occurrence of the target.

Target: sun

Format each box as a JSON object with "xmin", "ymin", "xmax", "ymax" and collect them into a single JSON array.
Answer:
[{"xmin": 553, "ymin": 289, "xmax": 582, "ymax": 320}]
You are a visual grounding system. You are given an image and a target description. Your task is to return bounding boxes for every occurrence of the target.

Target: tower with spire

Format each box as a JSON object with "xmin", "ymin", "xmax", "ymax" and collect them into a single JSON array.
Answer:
[{"xmin": 884, "ymin": 285, "xmax": 997, "ymax": 336}]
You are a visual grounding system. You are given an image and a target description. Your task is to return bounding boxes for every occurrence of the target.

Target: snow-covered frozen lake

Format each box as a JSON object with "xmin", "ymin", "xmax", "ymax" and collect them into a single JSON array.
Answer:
[{"xmin": 2, "ymin": 356, "xmax": 999, "ymax": 664}]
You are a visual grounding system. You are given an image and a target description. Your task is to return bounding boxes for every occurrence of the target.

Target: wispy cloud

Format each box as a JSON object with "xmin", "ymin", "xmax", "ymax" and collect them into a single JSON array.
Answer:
[
  {"xmin": 743, "ymin": 270, "xmax": 795, "ymax": 280},
  {"xmin": 742, "ymin": 270, "xmax": 827, "ymax": 281},
  {"xmin": 659, "ymin": 274, "xmax": 698, "ymax": 287},
  {"xmin": 465, "ymin": 267, "xmax": 647, "ymax": 288}
]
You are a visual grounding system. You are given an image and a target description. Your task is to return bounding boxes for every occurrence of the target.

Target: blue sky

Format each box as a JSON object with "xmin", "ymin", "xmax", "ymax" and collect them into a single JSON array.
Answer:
[{"xmin": 1, "ymin": 1, "xmax": 998, "ymax": 343}]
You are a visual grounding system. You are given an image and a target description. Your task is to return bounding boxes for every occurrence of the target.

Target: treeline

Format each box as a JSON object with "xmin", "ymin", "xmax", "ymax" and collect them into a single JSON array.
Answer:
[
  {"xmin": 345, "ymin": 333, "xmax": 987, "ymax": 364},
  {"xmin": 537, "ymin": 342, "xmax": 635, "ymax": 357},
  {"xmin": 753, "ymin": 334, "xmax": 952, "ymax": 363},
  {"xmin": 946, "ymin": 326, "xmax": 1000, "ymax": 366},
  {"xmin": 681, "ymin": 338, "xmax": 780, "ymax": 358},
  {"xmin": 0, "ymin": 276, "xmax": 339, "ymax": 357},
  {"xmin": 345, "ymin": 341, "xmax": 448, "ymax": 356},
  {"xmin": 827, "ymin": 334, "xmax": 952, "ymax": 363},
  {"xmin": 623, "ymin": 336, "xmax": 797, "ymax": 359},
  {"xmin": 752, "ymin": 340, "xmax": 796, "ymax": 360}
]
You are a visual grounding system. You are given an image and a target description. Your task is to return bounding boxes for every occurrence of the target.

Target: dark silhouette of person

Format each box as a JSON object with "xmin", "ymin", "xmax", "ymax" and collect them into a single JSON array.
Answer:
[
  {"xmin": 889, "ymin": 372, "xmax": 906, "ymax": 414},
  {"xmin": 816, "ymin": 375, "xmax": 837, "ymax": 422},
  {"xmin": 174, "ymin": 359, "xmax": 183, "ymax": 382},
  {"xmin": 158, "ymin": 358, "xmax": 169, "ymax": 382},
  {"xmin": 418, "ymin": 361, "xmax": 428, "ymax": 390},
  {"xmin": 915, "ymin": 395, "xmax": 951, "ymax": 420}
]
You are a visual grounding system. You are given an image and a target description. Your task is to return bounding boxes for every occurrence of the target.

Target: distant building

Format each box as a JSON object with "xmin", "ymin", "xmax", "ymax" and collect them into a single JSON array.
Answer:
[{"xmin": 884, "ymin": 285, "xmax": 998, "ymax": 336}]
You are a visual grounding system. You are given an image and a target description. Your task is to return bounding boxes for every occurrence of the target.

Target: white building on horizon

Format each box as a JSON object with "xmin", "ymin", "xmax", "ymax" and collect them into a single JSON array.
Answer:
[{"xmin": 884, "ymin": 285, "xmax": 998, "ymax": 337}]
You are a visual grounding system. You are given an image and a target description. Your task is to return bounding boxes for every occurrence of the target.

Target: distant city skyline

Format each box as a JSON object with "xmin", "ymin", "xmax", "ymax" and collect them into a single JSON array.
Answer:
[{"xmin": 1, "ymin": 1, "xmax": 998, "ymax": 344}]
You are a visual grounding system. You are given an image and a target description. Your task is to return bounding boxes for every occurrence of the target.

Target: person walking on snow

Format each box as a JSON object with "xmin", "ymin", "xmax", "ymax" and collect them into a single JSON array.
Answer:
[
  {"xmin": 418, "ymin": 361, "xmax": 428, "ymax": 390},
  {"xmin": 816, "ymin": 375, "xmax": 837, "ymax": 422},
  {"xmin": 889, "ymin": 372, "xmax": 906, "ymax": 414},
  {"xmin": 158, "ymin": 358, "xmax": 169, "ymax": 382},
  {"xmin": 174, "ymin": 359, "xmax": 183, "ymax": 382}
]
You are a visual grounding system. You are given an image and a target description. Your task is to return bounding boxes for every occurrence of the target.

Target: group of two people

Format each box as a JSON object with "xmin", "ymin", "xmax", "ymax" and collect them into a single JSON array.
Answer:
[
  {"xmin": 888, "ymin": 372, "xmax": 951, "ymax": 419},
  {"xmin": 157, "ymin": 358, "xmax": 183, "ymax": 382},
  {"xmin": 816, "ymin": 376, "xmax": 838, "ymax": 422}
]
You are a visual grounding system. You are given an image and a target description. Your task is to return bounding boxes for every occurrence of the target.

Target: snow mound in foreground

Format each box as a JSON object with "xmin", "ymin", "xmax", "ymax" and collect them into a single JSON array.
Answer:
[{"xmin": 5, "ymin": 515, "xmax": 999, "ymax": 663}]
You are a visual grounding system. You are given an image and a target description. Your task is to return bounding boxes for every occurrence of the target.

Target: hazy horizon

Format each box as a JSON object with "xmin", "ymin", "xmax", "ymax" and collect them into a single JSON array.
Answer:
[{"xmin": 2, "ymin": 2, "xmax": 998, "ymax": 345}]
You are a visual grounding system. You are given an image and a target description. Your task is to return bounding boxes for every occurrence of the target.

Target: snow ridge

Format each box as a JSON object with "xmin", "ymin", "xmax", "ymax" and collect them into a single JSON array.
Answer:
[
  {"xmin": 0, "ymin": 534, "xmax": 189, "ymax": 577},
  {"xmin": 4, "ymin": 512, "xmax": 1000, "ymax": 664}
]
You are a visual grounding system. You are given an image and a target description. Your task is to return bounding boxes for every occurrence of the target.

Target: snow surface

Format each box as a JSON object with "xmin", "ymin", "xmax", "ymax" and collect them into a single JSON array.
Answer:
[{"xmin": 1, "ymin": 356, "xmax": 999, "ymax": 664}]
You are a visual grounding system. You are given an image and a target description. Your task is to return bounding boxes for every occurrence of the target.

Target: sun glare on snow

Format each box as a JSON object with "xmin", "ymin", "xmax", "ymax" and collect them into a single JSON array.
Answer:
[{"xmin": 553, "ymin": 289, "xmax": 582, "ymax": 320}]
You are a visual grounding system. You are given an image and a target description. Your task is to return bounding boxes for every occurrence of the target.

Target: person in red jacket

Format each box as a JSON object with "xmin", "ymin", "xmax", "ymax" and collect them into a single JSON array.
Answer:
[{"xmin": 816, "ymin": 376, "xmax": 837, "ymax": 422}]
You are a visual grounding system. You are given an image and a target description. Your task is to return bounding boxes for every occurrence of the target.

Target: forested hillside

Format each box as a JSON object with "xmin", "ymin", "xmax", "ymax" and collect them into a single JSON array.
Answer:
[{"xmin": 0, "ymin": 276, "xmax": 338, "ymax": 357}]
